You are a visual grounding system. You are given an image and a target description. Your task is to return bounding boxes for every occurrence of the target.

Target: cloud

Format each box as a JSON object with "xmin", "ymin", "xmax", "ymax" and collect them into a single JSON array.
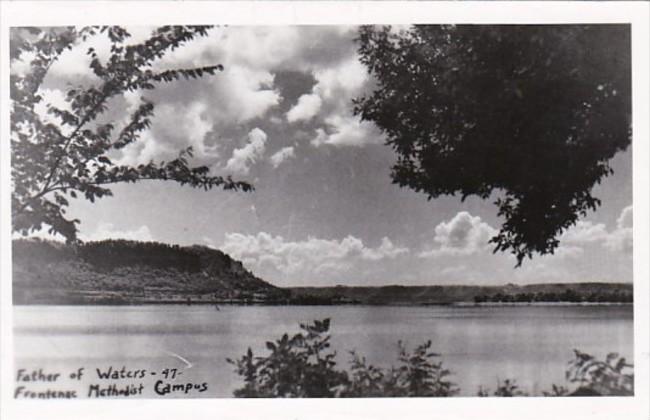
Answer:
[
  {"xmin": 80, "ymin": 223, "xmax": 154, "ymax": 242},
  {"xmin": 604, "ymin": 228, "xmax": 633, "ymax": 254},
  {"xmin": 40, "ymin": 27, "xmax": 284, "ymax": 171},
  {"xmin": 13, "ymin": 229, "xmax": 64, "ymax": 242},
  {"xmin": 616, "ymin": 205, "xmax": 633, "ymax": 229},
  {"xmin": 215, "ymin": 65, "xmax": 282, "ymax": 123},
  {"xmin": 225, "ymin": 128, "xmax": 268, "ymax": 175},
  {"xmin": 32, "ymin": 88, "xmax": 73, "ymax": 135},
  {"xmin": 560, "ymin": 221, "xmax": 609, "ymax": 244},
  {"xmin": 605, "ymin": 205, "xmax": 633, "ymax": 254},
  {"xmin": 362, "ymin": 237, "xmax": 409, "ymax": 261},
  {"xmin": 560, "ymin": 205, "xmax": 632, "ymax": 255},
  {"xmin": 419, "ymin": 211, "xmax": 498, "ymax": 258},
  {"xmin": 116, "ymin": 98, "xmax": 219, "ymax": 166},
  {"xmin": 220, "ymin": 232, "xmax": 408, "ymax": 280},
  {"xmin": 311, "ymin": 114, "xmax": 379, "ymax": 147},
  {"xmin": 287, "ymin": 93, "xmax": 322, "ymax": 123},
  {"xmin": 35, "ymin": 26, "xmax": 379, "ymax": 176},
  {"xmin": 269, "ymin": 146, "xmax": 295, "ymax": 168},
  {"xmin": 289, "ymin": 56, "xmax": 383, "ymax": 148}
]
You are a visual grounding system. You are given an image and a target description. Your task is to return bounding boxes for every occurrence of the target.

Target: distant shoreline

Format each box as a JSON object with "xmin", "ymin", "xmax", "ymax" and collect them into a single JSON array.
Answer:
[{"xmin": 12, "ymin": 239, "xmax": 633, "ymax": 307}]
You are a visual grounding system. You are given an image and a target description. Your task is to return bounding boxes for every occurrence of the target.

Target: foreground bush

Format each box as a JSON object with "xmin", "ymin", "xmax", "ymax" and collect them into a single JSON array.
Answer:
[
  {"xmin": 227, "ymin": 319, "xmax": 457, "ymax": 397},
  {"xmin": 228, "ymin": 319, "xmax": 633, "ymax": 397}
]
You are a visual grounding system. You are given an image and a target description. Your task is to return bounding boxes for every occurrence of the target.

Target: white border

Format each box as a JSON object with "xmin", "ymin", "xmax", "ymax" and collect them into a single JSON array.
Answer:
[{"xmin": 1, "ymin": 2, "xmax": 648, "ymax": 420}]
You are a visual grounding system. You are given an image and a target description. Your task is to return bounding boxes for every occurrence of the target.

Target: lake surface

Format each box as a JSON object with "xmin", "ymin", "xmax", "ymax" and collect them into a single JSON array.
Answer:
[{"xmin": 13, "ymin": 305, "xmax": 633, "ymax": 398}]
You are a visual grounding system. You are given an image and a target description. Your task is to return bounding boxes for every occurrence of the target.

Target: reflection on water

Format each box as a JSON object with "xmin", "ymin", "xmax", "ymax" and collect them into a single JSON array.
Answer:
[{"xmin": 13, "ymin": 305, "xmax": 633, "ymax": 397}]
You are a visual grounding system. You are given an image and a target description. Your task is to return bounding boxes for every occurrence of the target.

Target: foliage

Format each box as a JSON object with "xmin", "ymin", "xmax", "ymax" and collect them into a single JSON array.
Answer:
[
  {"xmin": 542, "ymin": 384, "xmax": 570, "ymax": 397},
  {"xmin": 565, "ymin": 349, "xmax": 633, "ymax": 396},
  {"xmin": 474, "ymin": 289, "xmax": 633, "ymax": 304},
  {"xmin": 229, "ymin": 320, "xmax": 633, "ymax": 398},
  {"xmin": 227, "ymin": 319, "xmax": 457, "ymax": 397},
  {"xmin": 11, "ymin": 26, "xmax": 252, "ymax": 243},
  {"xmin": 12, "ymin": 238, "xmax": 287, "ymax": 305},
  {"xmin": 478, "ymin": 379, "xmax": 527, "ymax": 397},
  {"xmin": 354, "ymin": 25, "xmax": 631, "ymax": 265},
  {"xmin": 227, "ymin": 319, "xmax": 347, "ymax": 397}
]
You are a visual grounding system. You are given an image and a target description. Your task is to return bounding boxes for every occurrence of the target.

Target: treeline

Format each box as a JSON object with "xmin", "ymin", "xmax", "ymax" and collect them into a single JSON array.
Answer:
[
  {"xmin": 289, "ymin": 283, "xmax": 633, "ymax": 306},
  {"xmin": 474, "ymin": 289, "xmax": 633, "ymax": 304}
]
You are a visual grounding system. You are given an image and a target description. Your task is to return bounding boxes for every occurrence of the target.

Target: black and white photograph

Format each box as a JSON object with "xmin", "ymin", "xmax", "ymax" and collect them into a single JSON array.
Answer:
[{"xmin": 1, "ymin": 2, "xmax": 649, "ymax": 420}]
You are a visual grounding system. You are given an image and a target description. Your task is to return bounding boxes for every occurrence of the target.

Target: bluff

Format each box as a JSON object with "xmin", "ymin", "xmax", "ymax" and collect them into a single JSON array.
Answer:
[{"xmin": 12, "ymin": 238, "xmax": 286, "ymax": 304}]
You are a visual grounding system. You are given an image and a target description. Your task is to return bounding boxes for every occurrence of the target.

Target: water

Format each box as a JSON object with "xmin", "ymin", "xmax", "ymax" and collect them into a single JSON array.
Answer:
[{"xmin": 13, "ymin": 304, "xmax": 633, "ymax": 398}]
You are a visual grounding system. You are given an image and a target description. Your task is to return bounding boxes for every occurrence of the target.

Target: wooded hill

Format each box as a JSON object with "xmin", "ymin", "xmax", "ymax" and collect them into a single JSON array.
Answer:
[{"xmin": 12, "ymin": 238, "xmax": 286, "ymax": 305}]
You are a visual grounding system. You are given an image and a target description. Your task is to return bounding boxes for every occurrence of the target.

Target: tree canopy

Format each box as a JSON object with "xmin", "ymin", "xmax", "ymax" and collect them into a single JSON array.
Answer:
[
  {"xmin": 10, "ymin": 26, "xmax": 252, "ymax": 243},
  {"xmin": 354, "ymin": 25, "xmax": 631, "ymax": 265}
]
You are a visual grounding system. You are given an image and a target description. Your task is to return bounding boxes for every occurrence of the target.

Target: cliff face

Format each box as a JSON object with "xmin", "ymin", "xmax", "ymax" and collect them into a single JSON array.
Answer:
[{"xmin": 12, "ymin": 238, "xmax": 285, "ymax": 305}]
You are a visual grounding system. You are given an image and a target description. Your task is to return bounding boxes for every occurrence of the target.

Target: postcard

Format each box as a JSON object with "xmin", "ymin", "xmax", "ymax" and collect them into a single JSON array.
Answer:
[{"xmin": 1, "ymin": 2, "xmax": 648, "ymax": 420}]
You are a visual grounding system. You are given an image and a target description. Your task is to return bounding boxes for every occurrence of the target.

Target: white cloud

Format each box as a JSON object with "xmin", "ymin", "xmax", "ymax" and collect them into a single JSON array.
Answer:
[
  {"xmin": 40, "ymin": 27, "xmax": 284, "ymax": 171},
  {"xmin": 10, "ymin": 49, "xmax": 37, "ymax": 77},
  {"xmin": 361, "ymin": 237, "xmax": 409, "ymax": 261},
  {"xmin": 291, "ymin": 56, "xmax": 383, "ymax": 148},
  {"xmin": 313, "ymin": 57, "xmax": 368, "ymax": 100},
  {"xmin": 221, "ymin": 232, "xmax": 408, "ymax": 279},
  {"xmin": 80, "ymin": 223, "xmax": 154, "ymax": 242},
  {"xmin": 33, "ymin": 26, "xmax": 376, "ymax": 174},
  {"xmin": 605, "ymin": 205, "xmax": 633, "ymax": 254},
  {"xmin": 287, "ymin": 94, "xmax": 322, "ymax": 123},
  {"xmin": 269, "ymin": 146, "xmax": 295, "ymax": 168},
  {"xmin": 560, "ymin": 205, "xmax": 632, "ymax": 255},
  {"xmin": 617, "ymin": 205, "xmax": 633, "ymax": 229},
  {"xmin": 216, "ymin": 65, "xmax": 281, "ymax": 124},
  {"xmin": 560, "ymin": 221, "xmax": 609, "ymax": 244},
  {"xmin": 312, "ymin": 114, "xmax": 378, "ymax": 147},
  {"xmin": 419, "ymin": 211, "xmax": 498, "ymax": 258},
  {"xmin": 551, "ymin": 245, "xmax": 585, "ymax": 259},
  {"xmin": 115, "ymin": 100, "xmax": 212, "ymax": 166},
  {"xmin": 47, "ymin": 32, "xmax": 111, "ymax": 79},
  {"xmin": 225, "ymin": 128, "xmax": 267, "ymax": 175},
  {"xmin": 33, "ymin": 88, "xmax": 72, "ymax": 134},
  {"xmin": 13, "ymin": 229, "xmax": 64, "ymax": 242},
  {"xmin": 604, "ymin": 228, "xmax": 633, "ymax": 254}
]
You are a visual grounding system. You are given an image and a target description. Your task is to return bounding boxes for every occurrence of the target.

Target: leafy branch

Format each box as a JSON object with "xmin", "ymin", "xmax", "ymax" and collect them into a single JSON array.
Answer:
[{"xmin": 11, "ymin": 25, "xmax": 252, "ymax": 242}]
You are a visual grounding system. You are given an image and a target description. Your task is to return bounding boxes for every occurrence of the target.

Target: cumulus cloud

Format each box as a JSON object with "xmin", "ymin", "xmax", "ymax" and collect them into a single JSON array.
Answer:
[
  {"xmin": 220, "ymin": 232, "xmax": 408, "ymax": 279},
  {"xmin": 33, "ymin": 26, "xmax": 379, "ymax": 174},
  {"xmin": 269, "ymin": 146, "xmax": 295, "ymax": 168},
  {"xmin": 287, "ymin": 93, "xmax": 322, "ymax": 123},
  {"xmin": 291, "ymin": 56, "xmax": 383, "ymax": 148},
  {"xmin": 116, "ymin": 98, "xmax": 221, "ymax": 166},
  {"xmin": 605, "ymin": 205, "xmax": 633, "ymax": 254},
  {"xmin": 215, "ymin": 65, "xmax": 281, "ymax": 124},
  {"xmin": 80, "ymin": 223, "xmax": 154, "ymax": 242},
  {"xmin": 560, "ymin": 220, "xmax": 609, "ymax": 244},
  {"xmin": 419, "ymin": 211, "xmax": 498, "ymax": 258},
  {"xmin": 311, "ymin": 114, "xmax": 378, "ymax": 147},
  {"xmin": 38, "ymin": 27, "xmax": 284, "ymax": 170},
  {"xmin": 560, "ymin": 205, "xmax": 632, "ymax": 255},
  {"xmin": 225, "ymin": 128, "xmax": 268, "ymax": 175},
  {"xmin": 31, "ymin": 88, "xmax": 77, "ymax": 137},
  {"xmin": 616, "ymin": 205, "xmax": 633, "ymax": 229}
]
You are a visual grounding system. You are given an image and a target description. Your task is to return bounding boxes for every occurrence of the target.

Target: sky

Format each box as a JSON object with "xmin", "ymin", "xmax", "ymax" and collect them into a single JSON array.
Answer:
[{"xmin": 13, "ymin": 26, "xmax": 633, "ymax": 287}]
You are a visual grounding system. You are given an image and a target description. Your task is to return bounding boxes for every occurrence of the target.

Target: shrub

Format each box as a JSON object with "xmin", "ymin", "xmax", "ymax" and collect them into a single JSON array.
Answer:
[
  {"xmin": 478, "ymin": 379, "xmax": 527, "ymax": 397},
  {"xmin": 226, "ymin": 319, "xmax": 345, "ymax": 397},
  {"xmin": 228, "ymin": 319, "xmax": 633, "ymax": 398},
  {"xmin": 227, "ymin": 319, "xmax": 457, "ymax": 397},
  {"xmin": 564, "ymin": 349, "xmax": 633, "ymax": 396}
]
